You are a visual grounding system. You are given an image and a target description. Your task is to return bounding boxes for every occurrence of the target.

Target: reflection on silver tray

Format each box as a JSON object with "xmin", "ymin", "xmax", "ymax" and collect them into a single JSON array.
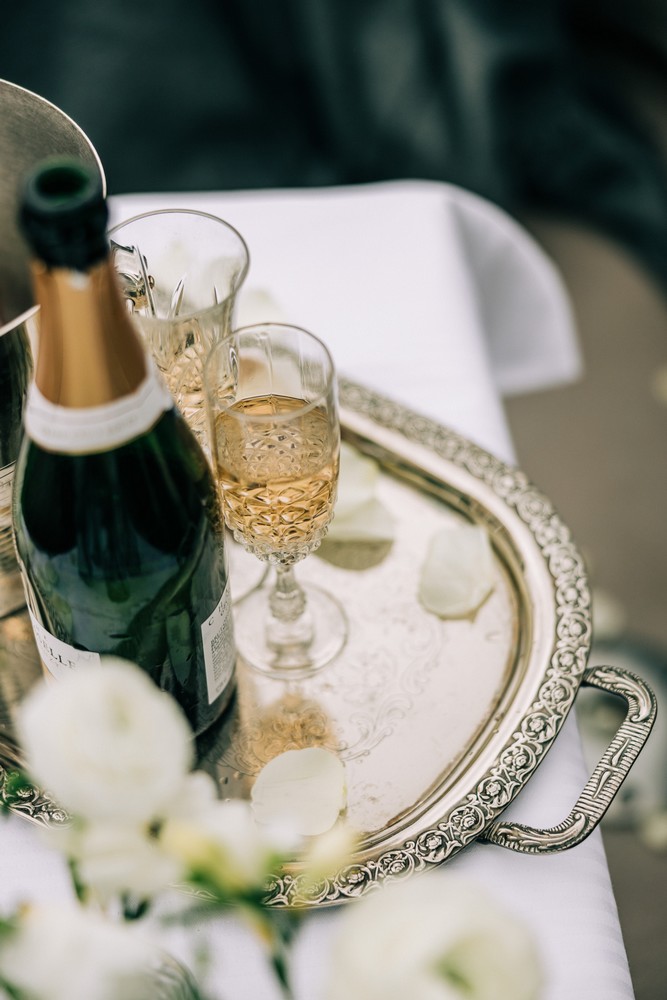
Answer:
[{"xmin": 0, "ymin": 379, "xmax": 657, "ymax": 908}]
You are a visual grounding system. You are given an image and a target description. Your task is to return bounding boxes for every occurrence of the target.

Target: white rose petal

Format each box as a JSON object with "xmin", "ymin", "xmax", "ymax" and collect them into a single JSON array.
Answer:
[
  {"xmin": 18, "ymin": 657, "xmax": 194, "ymax": 824},
  {"xmin": 327, "ymin": 443, "xmax": 395, "ymax": 544},
  {"xmin": 251, "ymin": 747, "xmax": 346, "ymax": 837},
  {"xmin": 327, "ymin": 497, "xmax": 395, "ymax": 543},
  {"xmin": 334, "ymin": 444, "xmax": 381, "ymax": 519},
  {"xmin": 419, "ymin": 524, "xmax": 495, "ymax": 619},
  {"xmin": 0, "ymin": 903, "xmax": 159, "ymax": 1000},
  {"xmin": 327, "ymin": 873, "xmax": 542, "ymax": 1000}
]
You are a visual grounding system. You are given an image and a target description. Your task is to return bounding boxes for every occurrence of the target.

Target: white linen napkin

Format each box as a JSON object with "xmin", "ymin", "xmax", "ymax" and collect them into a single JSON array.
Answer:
[
  {"xmin": 111, "ymin": 182, "xmax": 519, "ymax": 462},
  {"xmin": 111, "ymin": 180, "xmax": 582, "ymax": 435},
  {"xmin": 446, "ymin": 184, "xmax": 581, "ymax": 396}
]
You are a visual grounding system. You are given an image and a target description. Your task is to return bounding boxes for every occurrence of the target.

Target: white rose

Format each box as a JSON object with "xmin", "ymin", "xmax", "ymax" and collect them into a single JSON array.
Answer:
[
  {"xmin": 18, "ymin": 657, "xmax": 194, "ymax": 824},
  {"xmin": 327, "ymin": 873, "xmax": 543, "ymax": 1000},
  {"xmin": 300, "ymin": 822, "xmax": 359, "ymax": 887},
  {"xmin": 0, "ymin": 903, "xmax": 159, "ymax": 1000},
  {"xmin": 47, "ymin": 821, "xmax": 185, "ymax": 905},
  {"xmin": 161, "ymin": 799, "xmax": 299, "ymax": 894},
  {"xmin": 163, "ymin": 770, "xmax": 221, "ymax": 822}
]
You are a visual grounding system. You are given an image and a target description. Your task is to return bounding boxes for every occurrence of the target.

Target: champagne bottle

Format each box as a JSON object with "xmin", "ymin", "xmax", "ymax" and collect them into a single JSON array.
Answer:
[
  {"xmin": 13, "ymin": 159, "xmax": 236, "ymax": 735},
  {"xmin": 0, "ymin": 304, "xmax": 32, "ymax": 618}
]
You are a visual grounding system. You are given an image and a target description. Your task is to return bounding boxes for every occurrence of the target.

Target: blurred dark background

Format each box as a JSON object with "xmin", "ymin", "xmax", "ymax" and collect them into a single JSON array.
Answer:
[
  {"xmin": 3, "ymin": 0, "xmax": 667, "ymax": 294},
  {"xmin": 2, "ymin": 2, "xmax": 667, "ymax": 996}
]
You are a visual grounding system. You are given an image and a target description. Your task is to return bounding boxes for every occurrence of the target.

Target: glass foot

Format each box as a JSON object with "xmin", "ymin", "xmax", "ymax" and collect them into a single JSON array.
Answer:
[{"xmin": 233, "ymin": 578, "xmax": 348, "ymax": 679}]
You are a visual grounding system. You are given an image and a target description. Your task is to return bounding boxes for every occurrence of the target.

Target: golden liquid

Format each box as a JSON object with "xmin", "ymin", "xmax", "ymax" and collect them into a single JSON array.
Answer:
[
  {"xmin": 214, "ymin": 395, "xmax": 338, "ymax": 559},
  {"xmin": 161, "ymin": 356, "xmax": 208, "ymax": 450},
  {"xmin": 132, "ymin": 313, "xmax": 209, "ymax": 451}
]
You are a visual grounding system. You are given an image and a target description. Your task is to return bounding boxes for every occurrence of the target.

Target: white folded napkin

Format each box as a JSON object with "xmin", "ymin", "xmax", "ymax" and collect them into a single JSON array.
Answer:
[
  {"xmin": 110, "ymin": 183, "xmax": 503, "ymax": 463},
  {"xmin": 111, "ymin": 181, "xmax": 582, "ymax": 460},
  {"xmin": 447, "ymin": 185, "xmax": 581, "ymax": 396}
]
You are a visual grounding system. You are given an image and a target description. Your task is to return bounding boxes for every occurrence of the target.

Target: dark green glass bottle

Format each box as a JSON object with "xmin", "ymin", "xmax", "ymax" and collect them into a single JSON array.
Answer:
[{"xmin": 13, "ymin": 160, "xmax": 236, "ymax": 735}]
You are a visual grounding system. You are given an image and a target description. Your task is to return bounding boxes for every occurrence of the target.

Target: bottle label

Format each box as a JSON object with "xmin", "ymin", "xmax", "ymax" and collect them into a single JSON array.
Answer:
[
  {"xmin": 24, "ymin": 361, "xmax": 173, "ymax": 454},
  {"xmin": 26, "ymin": 583, "xmax": 234, "ymax": 700},
  {"xmin": 201, "ymin": 582, "xmax": 236, "ymax": 704},
  {"xmin": 28, "ymin": 609, "xmax": 102, "ymax": 678}
]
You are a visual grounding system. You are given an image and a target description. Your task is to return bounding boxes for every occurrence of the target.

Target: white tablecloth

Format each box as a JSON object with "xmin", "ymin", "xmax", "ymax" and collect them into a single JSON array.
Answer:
[{"xmin": 1, "ymin": 181, "xmax": 632, "ymax": 1000}]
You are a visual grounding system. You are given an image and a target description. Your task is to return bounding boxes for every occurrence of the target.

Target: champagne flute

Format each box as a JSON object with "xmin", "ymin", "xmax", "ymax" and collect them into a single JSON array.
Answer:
[
  {"xmin": 109, "ymin": 208, "xmax": 249, "ymax": 455},
  {"xmin": 204, "ymin": 323, "xmax": 347, "ymax": 676},
  {"xmin": 109, "ymin": 209, "xmax": 265, "ymax": 603}
]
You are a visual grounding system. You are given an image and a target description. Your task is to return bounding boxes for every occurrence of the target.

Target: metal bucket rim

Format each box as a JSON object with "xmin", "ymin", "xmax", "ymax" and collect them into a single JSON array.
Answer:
[
  {"xmin": 0, "ymin": 304, "xmax": 39, "ymax": 337},
  {"xmin": 0, "ymin": 77, "xmax": 107, "ymax": 197}
]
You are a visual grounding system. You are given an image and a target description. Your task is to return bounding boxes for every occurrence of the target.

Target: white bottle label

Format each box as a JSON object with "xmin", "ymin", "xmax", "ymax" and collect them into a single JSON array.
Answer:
[
  {"xmin": 201, "ymin": 582, "xmax": 236, "ymax": 704},
  {"xmin": 24, "ymin": 360, "xmax": 173, "ymax": 454},
  {"xmin": 28, "ymin": 609, "xmax": 102, "ymax": 679}
]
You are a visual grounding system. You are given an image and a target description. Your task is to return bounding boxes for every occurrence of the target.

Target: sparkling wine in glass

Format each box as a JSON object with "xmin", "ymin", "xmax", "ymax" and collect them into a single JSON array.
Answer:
[
  {"xmin": 205, "ymin": 323, "xmax": 347, "ymax": 676},
  {"xmin": 109, "ymin": 209, "xmax": 249, "ymax": 455},
  {"xmin": 109, "ymin": 209, "xmax": 266, "ymax": 604}
]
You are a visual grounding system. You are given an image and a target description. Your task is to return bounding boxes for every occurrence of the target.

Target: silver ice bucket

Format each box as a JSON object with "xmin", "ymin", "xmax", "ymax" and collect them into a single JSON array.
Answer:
[{"xmin": 0, "ymin": 79, "xmax": 105, "ymax": 333}]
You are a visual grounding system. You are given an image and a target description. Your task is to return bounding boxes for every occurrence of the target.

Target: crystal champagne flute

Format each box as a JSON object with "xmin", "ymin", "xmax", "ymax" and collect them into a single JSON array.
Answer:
[
  {"xmin": 204, "ymin": 323, "xmax": 347, "ymax": 676},
  {"xmin": 109, "ymin": 209, "xmax": 266, "ymax": 603},
  {"xmin": 109, "ymin": 208, "xmax": 249, "ymax": 456}
]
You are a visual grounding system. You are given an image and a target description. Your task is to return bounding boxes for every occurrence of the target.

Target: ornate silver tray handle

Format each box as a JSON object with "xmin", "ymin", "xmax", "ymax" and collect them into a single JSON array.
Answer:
[
  {"xmin": 0, "ymin": 379, "xmax": 657, "ymax": 908},
  {"xmin": 481, "ymin": 663, "xmax": 657, "ymax": 854}
]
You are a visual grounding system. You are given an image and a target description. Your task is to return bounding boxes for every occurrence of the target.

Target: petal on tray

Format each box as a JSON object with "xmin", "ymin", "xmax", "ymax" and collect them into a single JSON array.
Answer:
[
  {"xmin": 419, "ymin": 523, "xmax": 495, "ymax": 619},
  {"xmin": 251, "ymin": 747, "xmax": 346, "ymax": 837},
  {"xmin": 327, "ymin": 497, "xmax": 395, "ymax": 543},
  {"xmin": 328, "ymin": 443, "xmax": 395, "ymax": 543},
  {"xmin": 334, "ymin": 443, "xmax": 380, "ymax": 519}
]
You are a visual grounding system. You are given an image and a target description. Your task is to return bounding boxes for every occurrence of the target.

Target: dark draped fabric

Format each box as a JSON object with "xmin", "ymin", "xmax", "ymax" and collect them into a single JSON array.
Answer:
[{"xmin": 3, "ymin": 0, "xmax": 667, "ymax": 292}]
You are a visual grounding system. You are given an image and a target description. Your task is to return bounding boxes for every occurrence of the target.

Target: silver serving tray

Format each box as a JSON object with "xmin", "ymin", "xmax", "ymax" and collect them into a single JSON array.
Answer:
[{"xmin": 0, "ymin": 379, "xmax": 657, "ymax": 907}]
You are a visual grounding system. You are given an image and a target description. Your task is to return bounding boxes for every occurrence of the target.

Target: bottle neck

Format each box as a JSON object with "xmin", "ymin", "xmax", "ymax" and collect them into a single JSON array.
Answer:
[{"xmin": 33, "ymin": 257, "xmax": 147, "ymax": 407}]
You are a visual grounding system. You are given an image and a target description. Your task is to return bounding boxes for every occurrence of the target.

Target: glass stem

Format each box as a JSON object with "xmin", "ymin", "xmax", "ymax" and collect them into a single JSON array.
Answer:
[{"xmin": 266, "ymin": 563, "xmax": 314, "ymax": 652}]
